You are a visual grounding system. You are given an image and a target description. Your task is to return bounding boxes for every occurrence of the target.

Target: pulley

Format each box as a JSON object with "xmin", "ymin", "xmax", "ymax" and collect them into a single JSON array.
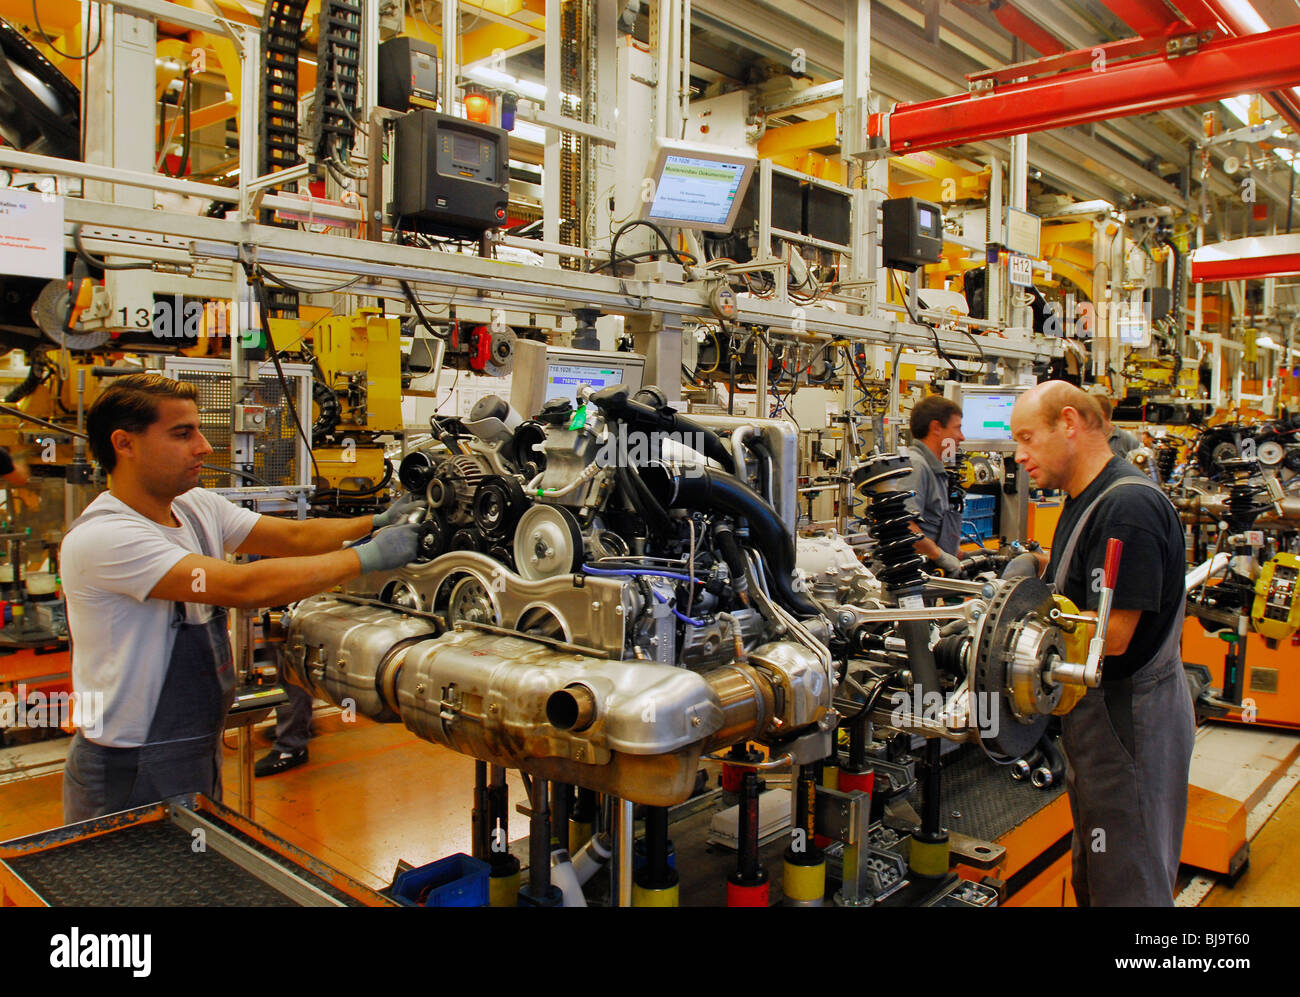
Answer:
[{"xmin": 513, "ymin": 505, "xmax": 583, "ymax": 581}]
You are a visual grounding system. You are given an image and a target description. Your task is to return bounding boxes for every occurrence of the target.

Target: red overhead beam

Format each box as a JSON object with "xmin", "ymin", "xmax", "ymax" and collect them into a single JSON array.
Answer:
[
  {"xmin": 992, "ymin": 2, "xmax": 1066, "ymax": 57},
  {"xmin": 872, "ymin": 24, "xmax": 1300, "ymax": 153},
  {"xmin": 1101, "ymin": 0, "xmax": 1182, "ymax": 38}
]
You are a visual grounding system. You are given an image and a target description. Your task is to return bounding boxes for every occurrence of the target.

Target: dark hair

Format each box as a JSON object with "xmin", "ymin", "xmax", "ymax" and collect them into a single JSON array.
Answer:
[
  {"xmin": 87, "ymin": 373, "xmax": 198, "ymax": 473},
  {"xmin": 909, "ymin": 394, "xmax": 961, "ymax": 442}
]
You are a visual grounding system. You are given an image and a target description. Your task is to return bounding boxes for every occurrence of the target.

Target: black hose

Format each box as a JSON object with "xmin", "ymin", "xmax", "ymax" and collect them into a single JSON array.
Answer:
[
  {"xmin": 712, "ymin": 522, "xmax": 749, "ymax": 597},
  {"xmin": 643, "ymin": 464, "xmax": 820, "ymax": 618},
  {"xmin": 4, "ymin": 357, "xmax": 47, "ymax": 404},
  {"xmin": 615, "ymin": 460, "xmax": 671, "ymax": 536},
  {"xmin": 749, "ymin": 438, "xmax": 774, "ymax": 507},
  {"xmin": 588, "ymin": 385, "xmax": 735, "ymax": 474}
]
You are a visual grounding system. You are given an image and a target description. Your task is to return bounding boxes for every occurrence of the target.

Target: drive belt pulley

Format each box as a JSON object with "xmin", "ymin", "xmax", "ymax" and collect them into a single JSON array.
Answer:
[{"xmin": 472, "ymin": 475, "xmax": 528, "ymax": 540}]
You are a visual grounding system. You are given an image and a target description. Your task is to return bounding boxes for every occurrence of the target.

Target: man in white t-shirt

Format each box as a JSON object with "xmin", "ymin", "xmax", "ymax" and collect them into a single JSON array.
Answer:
[{"xmin": 60, "ymin": 373, "xmax": 423, "ymax": 822}]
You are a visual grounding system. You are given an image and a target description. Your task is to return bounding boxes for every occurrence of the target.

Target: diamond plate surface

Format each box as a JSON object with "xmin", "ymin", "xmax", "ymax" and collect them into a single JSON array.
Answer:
[
  {"xmin": 908, "ymin": 744, "xmax": 1064, "ymax": 843},
  {"xmin": 6, "ymin": 818, "xmax": 360, "ymax": 907}
]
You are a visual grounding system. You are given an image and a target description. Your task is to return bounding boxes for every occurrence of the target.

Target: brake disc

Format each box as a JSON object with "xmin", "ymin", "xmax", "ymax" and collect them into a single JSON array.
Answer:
[
  {"xmin": 33, "ymin": 280, "xmax": 112, "ymax": 351},
  {"xmin": 971, "ymin": 576, "xmax": 1057, "ymax": 762}
]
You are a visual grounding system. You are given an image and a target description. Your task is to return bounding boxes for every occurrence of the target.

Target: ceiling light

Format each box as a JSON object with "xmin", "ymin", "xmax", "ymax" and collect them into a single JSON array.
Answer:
[
  {"xmin": 1256, "ymin": 333, "xmax": 1279, "ymax": 349},
  {"xmin": 1218, "ymin": 0, "xmax": 1269, "ymax": 34}
]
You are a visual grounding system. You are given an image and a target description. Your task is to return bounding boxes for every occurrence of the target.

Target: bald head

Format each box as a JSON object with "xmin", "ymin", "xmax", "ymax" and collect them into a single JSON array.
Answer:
[
  {"xmin": 1018, "ymin": 381, "xmax": 1106, "ymax": 435},
  {"xmin": 1010, "ymin": 380, "xmax": 1115, "ymax": 496}
]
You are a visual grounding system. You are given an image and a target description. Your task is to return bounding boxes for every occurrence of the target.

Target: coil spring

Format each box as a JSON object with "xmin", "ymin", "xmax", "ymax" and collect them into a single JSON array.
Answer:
[{"xmin": 856, "ymin": 452, "xmax": 928, "ymax": 590}]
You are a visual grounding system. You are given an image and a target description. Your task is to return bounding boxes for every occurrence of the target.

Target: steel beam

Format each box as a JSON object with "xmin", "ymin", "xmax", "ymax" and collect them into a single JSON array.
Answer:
[{"xmin": 876, "ymin": 25, "xmax": 1300, "ymax": 154}]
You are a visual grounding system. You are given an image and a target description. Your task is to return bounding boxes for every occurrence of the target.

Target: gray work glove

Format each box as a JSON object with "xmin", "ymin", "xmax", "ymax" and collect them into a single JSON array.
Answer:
[
  {"xmin": 353, "ymin": 523, "xmax": 421, "ymax": 573},
  {"xmin": 372, "ymin": 491, "xmax": 426, "ymax": 529},
  {"xmin": 1002, "ymin": 552, "xmax": 1041, "ymax": 579},
  {"xmin": 934, "ymin": 551, "xmax": 963, "ymax": 578}
]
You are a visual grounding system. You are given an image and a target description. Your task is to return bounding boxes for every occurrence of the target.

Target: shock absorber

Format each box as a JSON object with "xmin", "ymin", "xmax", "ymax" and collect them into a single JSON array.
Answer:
[{"xmin": 854, "ymin": 453, "xmax": 928, "ymax": 590}]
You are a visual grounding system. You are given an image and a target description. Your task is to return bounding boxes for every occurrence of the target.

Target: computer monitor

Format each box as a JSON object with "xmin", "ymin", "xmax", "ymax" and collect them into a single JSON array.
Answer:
[
  {"xmin": 639, "ymin": 137, "xmax": 757, "ymax": 233},
  {"xmin": 944, "ymin": 383, "xmax": 1029, "ymax": 452},
  {"xmin": 509, "ymin": 341, "xmax": 646, "ymax": 420}
]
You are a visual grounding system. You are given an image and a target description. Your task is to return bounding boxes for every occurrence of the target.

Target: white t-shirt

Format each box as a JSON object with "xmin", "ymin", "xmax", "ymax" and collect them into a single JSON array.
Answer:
[{"xmin": 60, "ymin": 488, "xmax": 261, "ymax": 747}]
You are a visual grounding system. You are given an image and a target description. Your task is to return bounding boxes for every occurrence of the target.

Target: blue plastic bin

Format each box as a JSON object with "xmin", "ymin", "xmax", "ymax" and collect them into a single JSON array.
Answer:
[
  {"xmin": 962, "ymin": 492, "xmax": 997, "ymax": 542},
  {"xmin": 392, "ymin": 853, "xmax": 490, "ymax": 907}
]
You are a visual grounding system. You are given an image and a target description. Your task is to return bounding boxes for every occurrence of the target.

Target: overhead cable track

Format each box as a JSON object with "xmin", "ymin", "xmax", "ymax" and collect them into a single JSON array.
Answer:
[{"xmin": 259, "ymin": 0, "xmax": 311, "ymax": 318}]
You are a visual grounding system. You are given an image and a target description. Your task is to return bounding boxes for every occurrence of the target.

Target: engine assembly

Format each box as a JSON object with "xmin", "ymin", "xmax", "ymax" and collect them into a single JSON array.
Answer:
[{"xmin": 278, "ymin": 383, "xmax": 1107, "ymax": 900}]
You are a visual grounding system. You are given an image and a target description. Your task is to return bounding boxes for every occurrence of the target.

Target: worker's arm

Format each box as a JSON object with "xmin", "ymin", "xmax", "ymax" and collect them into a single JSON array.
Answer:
[
  {"xmin": 235, "ymin": 515, "xmax": 372, "ymax": 558},
  {"xmin": 149, "ymin": 550, "xmax": 362, "ymax": 611},
  {"xmin": 1077, "ymin": 607, "xmax": 1143, "ymax": 657},
  {"xmin": 911, "ymin": 531, "xmax": 945, "ymax": 562}
]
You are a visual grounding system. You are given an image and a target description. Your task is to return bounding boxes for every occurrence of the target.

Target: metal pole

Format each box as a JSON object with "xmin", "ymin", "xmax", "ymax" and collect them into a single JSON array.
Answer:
[
  {"xmin": 542, "ymin": 0, "xmax": 562, "ymax": 268},
  {"xmin": 614, "ymin": 797, "xmax": 634, "ymax": 907},
  {"xmin": 441, "ymin": 0, "xmax": 458, "ymax": 114}
]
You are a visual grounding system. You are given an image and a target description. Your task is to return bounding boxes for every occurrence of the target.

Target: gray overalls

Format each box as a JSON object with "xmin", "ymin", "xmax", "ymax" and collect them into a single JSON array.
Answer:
[
  {"xmin": 1051, "ymin": 477, "xmax": 1196, "ymax": 907},
  {"xmin": 62, "ymin": 505, "xmax": 236, "ymax": 822}
]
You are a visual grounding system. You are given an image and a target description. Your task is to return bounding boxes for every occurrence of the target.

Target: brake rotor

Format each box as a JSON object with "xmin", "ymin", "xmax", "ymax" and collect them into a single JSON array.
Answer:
[
  {"xmin": 971, "ymin": 575, "xmax": 1057, "ymax": 762},
  {"xmin": 33, "ymin": 280, "xmax": 112, "ymax": 351},
  {"xmin": 513, "ymin": 504, "xmax": 583, "ymax": 581}
]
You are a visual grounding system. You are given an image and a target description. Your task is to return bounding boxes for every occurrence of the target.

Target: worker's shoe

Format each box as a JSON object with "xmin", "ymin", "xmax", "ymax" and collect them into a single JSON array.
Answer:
[{"xmin": 254, "ymin": 748, "xmax": 308, "ymax": 778}]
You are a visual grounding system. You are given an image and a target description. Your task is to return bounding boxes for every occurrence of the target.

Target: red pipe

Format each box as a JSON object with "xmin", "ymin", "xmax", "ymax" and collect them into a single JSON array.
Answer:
[{"xmin": 876, "ymin": 24, "xmax": 1300, "ymax": 153}]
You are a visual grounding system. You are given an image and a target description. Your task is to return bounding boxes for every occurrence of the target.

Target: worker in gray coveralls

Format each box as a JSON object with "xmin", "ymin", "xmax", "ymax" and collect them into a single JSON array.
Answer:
[
  {"xmin": 901, "ymin": 393, "xmax": 965, "ymax": 578},
  {"xmin": 1010, "ymin": 380, "xmax": 1194, "ymax": 907}
]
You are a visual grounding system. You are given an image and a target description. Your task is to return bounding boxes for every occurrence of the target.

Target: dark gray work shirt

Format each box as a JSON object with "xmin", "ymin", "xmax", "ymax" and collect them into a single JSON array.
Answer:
[
  {"xmin": 1107, "ymin": 425, "xmax": 1140, "ymax": 458},
  {"xmin": 902, "ymin": 443, "xmax": 962, "ymax": 555}
]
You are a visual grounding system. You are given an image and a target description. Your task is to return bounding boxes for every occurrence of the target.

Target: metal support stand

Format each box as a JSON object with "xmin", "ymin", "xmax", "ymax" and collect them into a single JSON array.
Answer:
[
  {"xmin": 519, "ymin": 776, "xmax": 561, "ymax": 907},
  {"xmin": 613, "ymin": 797, "xmax": 634, "ymax": 908},
  {"xmin": 633, "ymin": 805, "xmax": 679, "ymax": 906},
  {"xmin": 782, "ymin": 763, "xmax": 826, "ymax": 906},
  {"xmin": 726, "ymin": 768, "xmax": 770, "ymax": 906}
]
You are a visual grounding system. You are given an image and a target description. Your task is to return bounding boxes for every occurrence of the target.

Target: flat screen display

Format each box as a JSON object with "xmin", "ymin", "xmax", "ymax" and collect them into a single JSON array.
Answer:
[
  {"xmin": 545, "ymin": 363, "xmax": 628, "ymax": 407},
  {"xmin": 452, "ymin": 133, "xmax": 482, "ymax": 167},
  {"xmin": 962, "ymin": 392, "xmax": 1017, "ymax": 442},
  {"xmin": 648, "ymin": 155, "xmax": 749, "ymax": 228}
]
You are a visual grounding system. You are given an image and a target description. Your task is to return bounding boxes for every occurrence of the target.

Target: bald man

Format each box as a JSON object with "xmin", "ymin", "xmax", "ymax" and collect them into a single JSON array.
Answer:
[{"xmin": 1010, "ymin": 381, "xmax": 1194, "ymax": 907}]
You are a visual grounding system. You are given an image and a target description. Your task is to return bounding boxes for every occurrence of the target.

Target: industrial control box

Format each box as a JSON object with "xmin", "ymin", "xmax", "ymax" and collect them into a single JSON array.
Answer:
[
  {"xmin": 882, "ymin": 196, "xmax": 944, "ymax": 271},
  {"xmin": 391, "ymin": 110, "xmax": 510, "ymax": 238},
  {"xmin": 378, "ymin": 36, "xmax": 439, "ymax": 112}
]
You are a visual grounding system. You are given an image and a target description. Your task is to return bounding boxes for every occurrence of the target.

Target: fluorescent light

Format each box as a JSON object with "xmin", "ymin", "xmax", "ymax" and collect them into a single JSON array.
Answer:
[
  {"xmin": 1220, "ymin": 94, "xmax": 1253, "ymax": 125},
  {"xmin": 1218, "ymin": 0, "xmax": 1269, "ymax": 34}
]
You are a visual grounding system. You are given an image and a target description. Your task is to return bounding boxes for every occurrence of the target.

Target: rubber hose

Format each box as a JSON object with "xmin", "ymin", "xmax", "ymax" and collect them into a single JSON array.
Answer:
[
  {"xmin": 589, "ymin": 385, "xmax": 735, "ymax": 473},
  {"xmin": 615, "ymin": 460, "xmax": 671, "ymax": 536},
  {"xmin": 712, "ymin": 522, "xmax": 750, "ymax": 596},
  {"xmin": 4, "ymin": 361, "xmax": 45, "ymax": 404},
  {"xmin": 643, "ymin": 464, "xmax": 820, "ymax": 618}
]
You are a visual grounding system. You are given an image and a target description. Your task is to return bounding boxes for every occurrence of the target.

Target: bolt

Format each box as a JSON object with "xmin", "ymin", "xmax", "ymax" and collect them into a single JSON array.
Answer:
[
  {"xmin": 691, "ymin": 715, "xmax": 701, "ymax": 726},
  {"xmin": 487, "ymin": 703, "xmax": 498, "ymax": 713},
  {"xmin": 951, "ymin": 810, "xmax": 962, "ymax": 819}
]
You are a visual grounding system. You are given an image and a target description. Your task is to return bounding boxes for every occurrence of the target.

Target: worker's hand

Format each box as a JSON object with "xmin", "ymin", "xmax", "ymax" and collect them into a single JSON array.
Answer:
[
  {"xmin": 353, "ymin": 523, "xmax": 421, "ymax": 573},
  {"xmin": 372, "ymin": 491, "xmax": 426, "ymax": 530},
  {"xmin": 1001, "ymin": 552, "xmax": 1041, "ymax": 580},
  {"xmin": 934, "ymin": 551, "xmax": 963, "ymax": 578}
]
